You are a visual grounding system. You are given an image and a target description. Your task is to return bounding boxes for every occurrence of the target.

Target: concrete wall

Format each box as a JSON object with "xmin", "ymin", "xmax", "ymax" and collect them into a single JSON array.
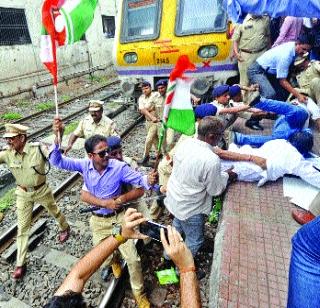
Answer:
[{"xmin": 0, "ymin": 0, "xmax": 118, "ymax": 98}]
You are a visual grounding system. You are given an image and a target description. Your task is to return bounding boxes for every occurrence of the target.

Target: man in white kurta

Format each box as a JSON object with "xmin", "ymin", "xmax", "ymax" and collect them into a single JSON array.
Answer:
[
  {"xmin": 164, "ymin": 117, "xmax": 234, "ymax": 258},
  {"xmin": 220, "ymin": 139, "xmax": 320, "ymax": 189}
]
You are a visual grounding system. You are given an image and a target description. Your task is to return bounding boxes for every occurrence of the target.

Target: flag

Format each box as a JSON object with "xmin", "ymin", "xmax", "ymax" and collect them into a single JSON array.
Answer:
[
  {"xmin": 55, "ymin": 0, "xmax": 98, "ymax": 45},
  {"xmin": 40, "ymin": 0, "xmax": 98, "ymax": 84},
  {"xmin": 158, "ymin": 55, "xmax": 196, "ymax": 151}
]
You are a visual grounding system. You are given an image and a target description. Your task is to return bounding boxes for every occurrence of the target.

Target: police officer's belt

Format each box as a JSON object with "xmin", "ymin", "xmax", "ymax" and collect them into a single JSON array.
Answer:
[
  {"xmin": 18, "ymin": 182, "xmax": 46, "ymax": 192},
  {"xmin": 92, "ymin": 208, "xmax": 124, "ymax": 218},
  {"xmin": 240, "ymin": 47, "xmax": 266, "ymax": 54}
]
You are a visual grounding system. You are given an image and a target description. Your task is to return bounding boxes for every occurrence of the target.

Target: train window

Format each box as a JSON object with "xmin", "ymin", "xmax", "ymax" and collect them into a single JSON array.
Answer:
[
  {"xmin": 0, "ymin": 7, "xmax": 32, "ymax": 45},
  {"xmin": 102, "ymin": 15, "xmax": 115, "ymax": 38},
  {"xmin": 175, "ymin": 0, "xmax": 227, "ymax": 36},
  {"xmin": 120, "ymin": 0, "xmax": 162, "ymax": 42}
]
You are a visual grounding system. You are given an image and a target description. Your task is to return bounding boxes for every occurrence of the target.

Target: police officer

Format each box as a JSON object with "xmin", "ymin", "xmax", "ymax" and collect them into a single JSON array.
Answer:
[
  {"xmin": 294, "ymin": 54, "xmax": 320, "ymax": 104},
  {"xmin": 65, "ymin": 100, "xmax": 118, "ymax": 154},
  {"xmin": 0, "ymin": 124, "xmax": 70, "ymax": 279},
  {"xmin": 232, "ymin": 14, "xmax": 271, "ymax": 86},
  {"xmin": 155, "ymin": 79, "xmax": 175, "ymax": 153},
  {"xmin": 138, "ymin": 81, "xmax": 161, "ymax": 165}
]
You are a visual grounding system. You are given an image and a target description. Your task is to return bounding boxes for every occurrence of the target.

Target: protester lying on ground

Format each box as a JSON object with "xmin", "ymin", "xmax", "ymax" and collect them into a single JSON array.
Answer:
[
  {"xmin": 216, "ymin": 136, "xmax": 318, "ymax": 188},
  {"xmin": 231, "ymin": 95, "xmax": 312, "ymax": 148},
  {"xmin": 44, "ymin": 209, "xmax": 201, "ymax": 308}
]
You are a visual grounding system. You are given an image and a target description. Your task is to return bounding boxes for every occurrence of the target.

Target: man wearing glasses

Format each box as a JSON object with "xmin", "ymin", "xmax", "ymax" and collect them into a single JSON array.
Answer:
[
  {"xmin": 0, "ymin": 124, "xmax": 70, "ymax": 279},
  {"xmin": 50, "ymin": 119, "xmax": 157, "ymax": 308}
]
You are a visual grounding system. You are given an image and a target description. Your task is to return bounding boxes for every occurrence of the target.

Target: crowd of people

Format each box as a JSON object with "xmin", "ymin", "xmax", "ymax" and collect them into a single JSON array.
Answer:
[{"xmin": 1, "ymin": 13, "xmax": 320, "ymax": 308}]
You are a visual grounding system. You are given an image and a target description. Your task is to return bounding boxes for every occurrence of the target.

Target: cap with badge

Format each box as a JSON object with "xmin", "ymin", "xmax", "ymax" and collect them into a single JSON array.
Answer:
[
  {"xmin": 3, "ymin": 124, "xmax": 29, "ymax": 138},
  {"xmin": 155, "ymin": 79, "xmax": 168, "ymax": 88},
  {"xmin": 212, "ymin": 84, "xmax": 230, "ymax": 98},
  {"xmin": 141, "ymin": 81, "xmax": 151, "ymax": 88},
  {"xmin": 88, "ymin": 100, "xmax": 104, "ymax": 112}
]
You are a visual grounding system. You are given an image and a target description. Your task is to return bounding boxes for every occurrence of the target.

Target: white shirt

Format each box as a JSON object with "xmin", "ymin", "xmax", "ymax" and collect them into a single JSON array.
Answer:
[
  {"xmin": 220, "ymin": 139, "xmax": 320, "ymax": 189},
  {"xmin": 165, "ymin": 138, "xmax": 229, "ymax": 220}
]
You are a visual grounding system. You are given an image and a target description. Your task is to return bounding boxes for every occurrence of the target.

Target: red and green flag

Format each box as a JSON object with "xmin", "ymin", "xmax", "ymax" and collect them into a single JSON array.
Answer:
[
  {"xmin": 158, "ymin": 55, "xmax": 196, "ymax": 151},
  {"xmin": 40, "ymin": 0, "xmax": 98, "ymax": 85}
]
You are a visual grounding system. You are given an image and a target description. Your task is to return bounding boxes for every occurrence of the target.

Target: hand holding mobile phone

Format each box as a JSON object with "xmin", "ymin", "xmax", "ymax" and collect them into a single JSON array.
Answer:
[{"xmin": 140, "ymin": 220, "xmax": 168, "ymax": 242}]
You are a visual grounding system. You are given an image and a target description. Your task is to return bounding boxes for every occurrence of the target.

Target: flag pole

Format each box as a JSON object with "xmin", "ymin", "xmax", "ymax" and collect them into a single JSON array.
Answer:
[{"xmin": 53, "ymin": 83, "xmax": 61, "ymax": 145}]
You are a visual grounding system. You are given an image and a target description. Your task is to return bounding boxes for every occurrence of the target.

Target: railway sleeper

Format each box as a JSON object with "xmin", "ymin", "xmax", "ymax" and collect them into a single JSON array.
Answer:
[{"xmin": 2, "ymin": 219, "xmax": 47, "ymax": 263}]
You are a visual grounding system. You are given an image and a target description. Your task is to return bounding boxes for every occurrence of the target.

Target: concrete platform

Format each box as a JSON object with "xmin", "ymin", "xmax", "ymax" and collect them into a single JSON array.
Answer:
[
  {"xmin": 209, "ymin": 179, "xmax": 299, "ymax": 308},
  {"xmin": 209, "ymin": 117, "xmax": 320, "ymax": 308}
]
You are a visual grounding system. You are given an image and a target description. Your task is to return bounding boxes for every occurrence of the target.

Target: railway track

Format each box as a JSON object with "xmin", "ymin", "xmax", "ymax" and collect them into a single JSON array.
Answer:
[
  {"xmin": 0, "ymin": 82, "xmax": 128, "ymax": 193},
  {"xmin": 0, "ymin": 98, "xmax": 214, "ymax": 308},
  {"xmin": 0, "ymin": 107, "xmax": 144, "ymax": 307}
]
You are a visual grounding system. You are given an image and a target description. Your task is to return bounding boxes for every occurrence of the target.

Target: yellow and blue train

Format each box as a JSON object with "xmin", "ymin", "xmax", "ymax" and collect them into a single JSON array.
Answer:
[{"xmin": 113, "ymin": 0, "xmax": 238, "ymax": 98}]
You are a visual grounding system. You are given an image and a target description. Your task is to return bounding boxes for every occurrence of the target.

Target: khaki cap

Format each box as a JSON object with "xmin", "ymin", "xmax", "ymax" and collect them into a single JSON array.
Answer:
[
  {"xmin": 294, "ymin": 52, "xmax": 309, "ymax": 66},
  {"xmin": 88, "ymin": 100, "xmax": 104, "ymax": 111},
  {"xmin": 3, "ymin": 123, "xmax": 29, "ymax": 138}
]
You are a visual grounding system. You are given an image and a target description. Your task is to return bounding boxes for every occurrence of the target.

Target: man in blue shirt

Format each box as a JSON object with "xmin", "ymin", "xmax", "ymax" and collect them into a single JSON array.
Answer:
[
  {"xmin": 248, "ymin": 35, "xmax": 313, "ymax": 102},
  {"xmin": 50, "ymin": 119, "xmax": 156, "ymax": 308}
]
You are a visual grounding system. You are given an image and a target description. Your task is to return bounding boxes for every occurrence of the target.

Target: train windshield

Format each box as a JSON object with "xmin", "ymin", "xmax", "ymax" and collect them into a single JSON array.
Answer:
[
  {"xmin": 176, "ymin": 0, "xmax": 227, "ymax": 35},
  {"xmin": 121, "ymin": 0, "xmax": 162, "ymax": 42}
]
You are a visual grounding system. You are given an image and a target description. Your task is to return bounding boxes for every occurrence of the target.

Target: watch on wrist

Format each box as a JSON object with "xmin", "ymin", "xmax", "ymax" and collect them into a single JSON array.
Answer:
[{"xmin": 112, "ymin": 224, "xmax": 127, "ymax": 244}]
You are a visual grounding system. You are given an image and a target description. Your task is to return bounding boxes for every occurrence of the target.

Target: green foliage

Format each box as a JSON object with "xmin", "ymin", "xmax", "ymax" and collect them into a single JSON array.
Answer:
[
  {"xmin": 64, "ymin": 121, "xmax": 79, "ymax": 135},
  {"xmin": 62, "ymin": 95, "xmax": 71, "ymax": 102},
  {"xmin": 1, "ymin": 112, "xmax": 23, "ymax": 120},
  {"xmin": 0, "ymin": 188, "xmax": 15, "ymax": 212},
  {"xmin": 36, "ymin": 101, "xmax": 54, "ymax": 111},
  {"xmin": 87, "ymin": 75, "xmax": 109, "ymax": 83}
]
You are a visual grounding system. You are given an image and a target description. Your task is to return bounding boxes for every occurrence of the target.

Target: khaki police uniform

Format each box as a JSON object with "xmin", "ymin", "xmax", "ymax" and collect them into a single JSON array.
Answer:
[
  {"xmin": 232, "ymin": 15, "xmax": 270, "ymax": 86},
  {"xmin": 0, "ymin": 124, "xmax": 69, "ymax": 267},
  {"xmin": 138, "ymin": 92, "xmax": 161, "ymax": 157},
  {"xmin": 155, "ymin": 94, "xmax": 175, "ymax": 154},
  {"xmin": 158, "ymin": 135, "xmax": 191, "ymax": 188},
  {"xmin": 211, "ymin": 100, "xmax": 250, "ymax": 147},
  {"xmin": 90, "ymin": 211, "xmax": 145, "ymax": 295},
  {"xmin": 73, "ymin": 114, "xmax": 118, "ymax": 139},
  {"xmin": 296, "ymin": 61, "xmax": 320, "ymax": 104}
]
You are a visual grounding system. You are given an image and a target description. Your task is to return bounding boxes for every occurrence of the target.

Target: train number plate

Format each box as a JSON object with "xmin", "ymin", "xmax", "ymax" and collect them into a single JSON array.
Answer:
[{"xmin": 156, "ymin": 58, "xmax": 169, "ymax": 64}]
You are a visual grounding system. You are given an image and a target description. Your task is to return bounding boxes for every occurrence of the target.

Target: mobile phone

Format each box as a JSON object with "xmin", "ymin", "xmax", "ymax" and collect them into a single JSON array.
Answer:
[{"xmin": 140, "ymin": 221, "xmax": 168, "ymax": 242}]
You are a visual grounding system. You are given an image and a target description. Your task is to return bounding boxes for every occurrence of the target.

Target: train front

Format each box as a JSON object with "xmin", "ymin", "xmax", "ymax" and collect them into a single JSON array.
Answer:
[{"xmin": 113, "ymin": 0, "xmax": 238, "ymax": 99}]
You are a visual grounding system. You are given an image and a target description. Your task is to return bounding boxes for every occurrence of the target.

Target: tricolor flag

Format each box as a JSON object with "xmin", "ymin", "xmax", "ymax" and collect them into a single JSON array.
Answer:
[
  {"xmin": 158, "ymin": 55, "xmax": 196, "ymax": 151},
  {"xmin": 40, "ymin": 0, "xmax": 98, "ymax": 84}
]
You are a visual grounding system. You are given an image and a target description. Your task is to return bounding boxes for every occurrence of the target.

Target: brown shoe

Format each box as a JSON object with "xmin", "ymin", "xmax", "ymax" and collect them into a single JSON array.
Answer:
[
  {"xmin": 133, "ymin": 292, "xmax": 150, "ymax": 308},
  {"xmin": 58, "ymin": 226, "xmax": 70, "ymax": 243},
  {"xmin": 292, "ymin": 209, "xmax": 315, "ymax": 225},
  {"xmin": 12, "ymin": 265, "xmax": 26, "ymax": 279}
]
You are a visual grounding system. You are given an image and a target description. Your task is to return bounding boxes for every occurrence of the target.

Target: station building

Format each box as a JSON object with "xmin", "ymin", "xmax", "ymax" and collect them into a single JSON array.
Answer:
[{"xmin": 0, "ymin": 0, "xmax": 118, "ymax": 99}]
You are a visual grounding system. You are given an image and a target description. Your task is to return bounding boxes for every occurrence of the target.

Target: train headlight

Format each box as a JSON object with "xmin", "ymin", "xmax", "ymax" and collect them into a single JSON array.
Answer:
[
  {"xmin": 124, "ymin": 52, "xmax": 138, "ymax": 64},
  {"xmin": 198, "ymin": 45, "xmax": 218, "ymax": 58}
]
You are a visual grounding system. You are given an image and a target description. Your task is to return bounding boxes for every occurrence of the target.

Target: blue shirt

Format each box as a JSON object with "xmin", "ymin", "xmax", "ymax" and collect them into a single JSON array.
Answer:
[
  {"xmin": 257, "ymin": 42, "xmax": 296, "ymax": 79},
  {"xmin": 49, "ymin": 144, "xmax": 150, "ymax": 215}
]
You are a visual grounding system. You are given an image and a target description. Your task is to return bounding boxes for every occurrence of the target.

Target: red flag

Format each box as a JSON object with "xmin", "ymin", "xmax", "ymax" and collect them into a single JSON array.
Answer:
[{"xmin": 40, "ymin": 0, "xmax": 65, "ymax": 85}]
